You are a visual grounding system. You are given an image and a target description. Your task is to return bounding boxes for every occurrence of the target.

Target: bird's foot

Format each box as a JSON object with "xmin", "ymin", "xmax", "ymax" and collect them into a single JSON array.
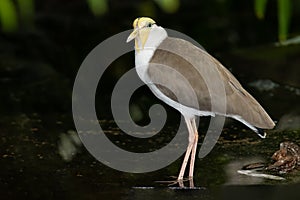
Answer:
[{"xmin": 156, "ymin": 176, "xmax": 194, "ymax": 188}]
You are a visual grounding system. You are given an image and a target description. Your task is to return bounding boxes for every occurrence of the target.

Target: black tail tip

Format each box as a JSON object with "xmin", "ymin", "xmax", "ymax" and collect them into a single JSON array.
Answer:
[{"xmin": 255, "ymin": 127, "xmax": 266, "ymax": 138}]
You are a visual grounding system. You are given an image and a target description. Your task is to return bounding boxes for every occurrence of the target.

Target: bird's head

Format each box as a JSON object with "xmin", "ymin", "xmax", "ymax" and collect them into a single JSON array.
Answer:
[{"xmin": 126, "ymin": 17, "xmax": 157, "ymax": 50}]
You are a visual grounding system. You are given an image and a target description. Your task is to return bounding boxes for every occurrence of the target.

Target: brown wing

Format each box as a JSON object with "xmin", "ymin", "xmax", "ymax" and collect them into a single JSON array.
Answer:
[{"xmin": 148, "ymin": 37, "xmax": 275, "ymax": 129}]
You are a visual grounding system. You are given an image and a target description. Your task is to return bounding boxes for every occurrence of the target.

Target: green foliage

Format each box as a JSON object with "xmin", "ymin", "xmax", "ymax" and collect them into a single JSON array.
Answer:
[
  {"xmin": 254, "ymin": 0, "xmax": 268, "ymax": 19},
  {"xmin": 138, "ymin": 0, "xmax": 180, "ymax": 17},
  {"xmin": 278, "ymin": 0, "xmax": 291, "ymax": 42},
  {"xmin": 0, "ymin": 0, "xmax": 34, "ymax": 32},
  {"xmin": 154, "ymin": 0, "xmax": 180, "ymax": 14},
  {"xmin": 86, "ymin": 0, "xmax": 108, "ymax": 16},
  {"xmin": 254, "ymin": 0, "xmax": 292, "ymax": 43},
  {"xmin": 0, "ymin": 0, "xmax": 18, "ymax": 32},
  {"xmin": 0, "ymin": 0, "xmax": 296, "ymax": 44}
]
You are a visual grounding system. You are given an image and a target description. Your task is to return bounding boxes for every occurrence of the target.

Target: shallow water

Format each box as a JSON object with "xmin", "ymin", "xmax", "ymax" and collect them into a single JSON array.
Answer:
[{"xmin": 1, "ymin": 69, "xmax": 300, "ymax": 199}]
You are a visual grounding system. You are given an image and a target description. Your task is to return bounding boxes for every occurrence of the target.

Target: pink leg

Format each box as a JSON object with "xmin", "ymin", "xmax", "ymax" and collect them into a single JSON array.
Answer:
[
  {"xmin": 178, "ymin": 140, "xmax": 193, "ymax": 180},
  {"xmin": 189, "ymin": 118, "xmax": 199, "ymax": 179},
  {"xmin": 178, "ymin": 117, "xmax": 196, "ymax": 180}
]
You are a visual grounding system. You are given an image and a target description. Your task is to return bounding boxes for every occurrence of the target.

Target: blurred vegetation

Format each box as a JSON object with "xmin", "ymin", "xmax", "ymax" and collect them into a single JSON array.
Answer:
[
  {"xmin": 0, "ymin": 0, "xmax": 34, "ymax": 32},
  {"xmin": 0, "ymin": 0, "xmax": 298, "ymax": 44},
  {"xmin": 0, "ymin": 0, "xmax": 18, "ymax": 32},
  {"xmin": 255, "ymin": 0, "xmax": 292, "ymax": 43},
  {"xmin": 17, "ymin": 0, "xmax": 35, "ymax": 27},
  {"xmin": 87, "ymin": 0, "xmax": 108, "ymax": 16},
  {"xmin": 154, "ymin": 0, "xmax": 180, "ymax": 13}
]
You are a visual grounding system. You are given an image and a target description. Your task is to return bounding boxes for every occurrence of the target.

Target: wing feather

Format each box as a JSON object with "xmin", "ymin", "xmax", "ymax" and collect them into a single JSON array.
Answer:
[{"xmin": 147, "ymin": 37, "xmax": 275, "ymax": 129}]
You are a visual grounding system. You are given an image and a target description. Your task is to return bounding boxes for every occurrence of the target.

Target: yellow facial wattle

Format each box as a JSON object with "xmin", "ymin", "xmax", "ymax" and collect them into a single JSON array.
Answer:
[{"xmin": 127, "ymin": 17, "xmax": 156, "ymax": 51}]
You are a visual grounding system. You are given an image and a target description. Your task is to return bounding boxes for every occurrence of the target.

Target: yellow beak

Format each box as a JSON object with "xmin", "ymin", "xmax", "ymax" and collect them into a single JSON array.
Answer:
[{"xmin": 126, "ymin": 29, "xmax": 139, "ymax": 43}]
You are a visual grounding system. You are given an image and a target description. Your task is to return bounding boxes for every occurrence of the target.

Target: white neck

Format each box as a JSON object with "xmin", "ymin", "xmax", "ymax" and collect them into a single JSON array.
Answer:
[{"xmin": 135, "ymin": 26, "xmax": 168, "ymax": 82}]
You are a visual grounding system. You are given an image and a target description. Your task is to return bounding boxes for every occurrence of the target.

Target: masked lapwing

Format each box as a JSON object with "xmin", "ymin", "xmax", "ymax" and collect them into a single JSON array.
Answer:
[{"xmin": 126, "ymin": 17, "xmax": 275, "ymax": 185}]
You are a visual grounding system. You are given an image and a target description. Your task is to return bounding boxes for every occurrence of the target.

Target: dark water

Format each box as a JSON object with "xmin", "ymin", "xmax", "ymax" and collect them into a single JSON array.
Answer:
[
  {"xmin": 1, "ymin": 47, "xmax": 300, "ymax": 199},
  {"xmin": 1, "ymin": 1, "xmax": 300, "ymax": 199}
]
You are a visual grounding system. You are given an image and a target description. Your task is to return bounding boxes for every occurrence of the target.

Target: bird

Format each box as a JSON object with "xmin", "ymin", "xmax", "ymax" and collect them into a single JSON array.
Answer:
[{"xmin": 126, "ymin": 17, "xmax": 275, "ymax": 186}]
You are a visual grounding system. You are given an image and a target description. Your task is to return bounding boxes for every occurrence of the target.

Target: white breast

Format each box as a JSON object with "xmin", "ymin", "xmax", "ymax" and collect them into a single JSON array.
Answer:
[
  {"xmin": 135, "ymin": 49, "xmax": 155, "ymax": 81},
  {"xmin": 134, "ymin": 26, "xmax": 168, "ymax": 82}
]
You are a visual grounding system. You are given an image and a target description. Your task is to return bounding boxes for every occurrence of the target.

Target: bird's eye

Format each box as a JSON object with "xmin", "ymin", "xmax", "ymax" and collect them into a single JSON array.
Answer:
[{"xmin": 147, "ymin": 23, "xmax": 153, "ymax": 27}]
